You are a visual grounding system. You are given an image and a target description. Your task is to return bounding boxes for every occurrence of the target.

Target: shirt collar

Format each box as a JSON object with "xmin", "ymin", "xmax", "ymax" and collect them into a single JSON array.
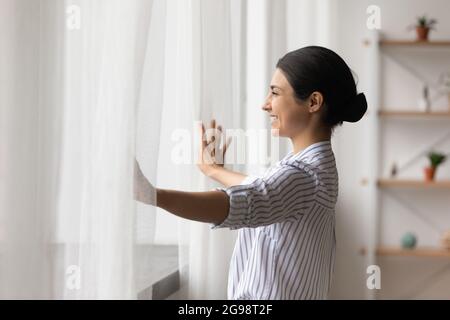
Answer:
[{"xmin": 282, "ymin": 140, "xmax": 333, "ymax": 164}]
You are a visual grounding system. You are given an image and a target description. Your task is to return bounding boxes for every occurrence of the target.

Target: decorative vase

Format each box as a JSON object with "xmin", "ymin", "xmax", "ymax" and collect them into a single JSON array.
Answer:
[
  {"xmin": 401, "ymin": 232, "xmax": 417, "ymax": 249},
  {"xmin": 441, "ymin": 230, "xmax": 450, "ymax": 250},
  {"xmin": 417, "ymin": 85, "xmax": 431, "ymax": 112},
  {"xmin": 424, "ymin": 166, "xmax": 436, "ymax": 181},
  {"xmin": 416, "ymin": 26, "xmax": 430, "ymax": 41}
]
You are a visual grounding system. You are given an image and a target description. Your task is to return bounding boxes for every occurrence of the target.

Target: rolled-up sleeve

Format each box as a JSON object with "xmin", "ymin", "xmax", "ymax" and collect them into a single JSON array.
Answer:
[{"xmin": 211, "ymin": 165, "xmax": 318, "ymax": 230}]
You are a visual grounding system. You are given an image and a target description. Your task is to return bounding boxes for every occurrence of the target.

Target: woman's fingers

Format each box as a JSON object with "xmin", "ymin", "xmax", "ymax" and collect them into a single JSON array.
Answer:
[
  {"xmin": 198, "ymin": 120, "xmax": 212, "ymax": 165},
  {"xmin": 197, "ymin": 122, "xmax": 205, "ymax": 166},
  {"xmin": 215, "ymin": 125, "xmax": 222, "ymax": 151},
  {"xmin": 199, "ymin": 119, "xmax": 232, "ymax": 166},
  {"xmin": 198, "ymin": 122, "xmax": 206, "ymax": 152},
  {"xmin": 223, "ymin": 136, "xmax": 232, "ymax": 156},
  {"xmin": 210, "ymin": 119, "xmax": 216, "ymax": 146},
  {"xmin": 200, "ymin": 122, "xmax": 206, "ymax": 148},
  {"xmin": 133, "ymin": 158, "xmax": 156, "ymax": 206},
  {"xmin": 134, "ymin": 158, "xmax": 143, "ymax": 179}
]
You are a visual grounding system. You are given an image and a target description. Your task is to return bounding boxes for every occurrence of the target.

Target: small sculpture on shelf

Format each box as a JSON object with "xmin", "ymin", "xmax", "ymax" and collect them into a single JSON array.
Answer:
[
  {"xmin": 441, "ymin": 230, "xmax": 450, "ymax": 250},
  {"xmin": 401, "ymin": 232, "xmax": 417, "ymax": 249},
  {"xmin": 437, "ymin": 72, "xmax": 450, "ymax": 112},
  {"xmin": 409, "ymin": 15, "xmax": 437, "ymax": 41},
  {"xmin": 417, "ymin": 84, "xmax": 431, "ymax": 112},
  {"xmin": 390, "ymin": 162, "xmax": 398, "ymax": 178},
  {"xmin": 424, "ymin": 151, "xmax": 446, "ymax": 181}
]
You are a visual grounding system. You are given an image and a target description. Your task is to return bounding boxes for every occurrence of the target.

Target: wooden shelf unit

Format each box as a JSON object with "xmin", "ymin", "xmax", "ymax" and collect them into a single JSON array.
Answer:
[
  {"xmin": 360, "ymin": 246, "xmax": 450, "ymax": 258},
  {"xmin": 379, "ymin": 110, "xmax": 450, "ymax": 118},
  {"xmin": 364, "ymin": 32, "xmax": 450, "ymax": 299},
  {"xmin": 380, "ymin": 40, "xmax": 450, "ymax": 47},
  {"xmin": 377, "ymin": 179, "xmax": 450, "ymax": 189}
]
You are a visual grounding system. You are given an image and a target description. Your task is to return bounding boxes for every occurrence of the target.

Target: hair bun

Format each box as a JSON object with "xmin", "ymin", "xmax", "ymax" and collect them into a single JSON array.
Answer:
[{"xmin": 342, "ymin": 93, "xmax": 367, "ymax": 122}]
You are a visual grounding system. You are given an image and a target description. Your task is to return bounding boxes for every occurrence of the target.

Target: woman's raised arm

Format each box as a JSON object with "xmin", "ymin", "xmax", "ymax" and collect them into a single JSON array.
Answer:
[
  {"xmin": 134, "ymin": 158, "xmax": 230, "ymax": 224},
  {"xmin": 156, "ymin": 188, "xmax": 229, "ymax": 225}
]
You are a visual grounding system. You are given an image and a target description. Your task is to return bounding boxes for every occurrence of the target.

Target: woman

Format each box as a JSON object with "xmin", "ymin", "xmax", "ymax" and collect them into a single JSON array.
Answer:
[{"xmin": 134, "ymin": 46, "xmax": 367, "ymax": 300}]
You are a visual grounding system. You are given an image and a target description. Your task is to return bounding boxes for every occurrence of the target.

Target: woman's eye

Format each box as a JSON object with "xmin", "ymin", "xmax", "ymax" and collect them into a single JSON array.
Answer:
[{"xmin": 271, "ymin": 91, "xmax": 277, "ymax": 96}]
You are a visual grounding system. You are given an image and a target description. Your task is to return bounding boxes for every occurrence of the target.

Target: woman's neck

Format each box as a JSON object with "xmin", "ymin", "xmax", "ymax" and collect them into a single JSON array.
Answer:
[{"xmin": 290, "ymin": 129, "xmax": 331, "ymax": 154}]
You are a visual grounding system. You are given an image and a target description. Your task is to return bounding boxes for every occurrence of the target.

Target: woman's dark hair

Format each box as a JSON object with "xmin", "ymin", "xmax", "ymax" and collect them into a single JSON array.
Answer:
[{"xmin": 276, "ymin": 46, "xmax": 367, "ymax": 130}]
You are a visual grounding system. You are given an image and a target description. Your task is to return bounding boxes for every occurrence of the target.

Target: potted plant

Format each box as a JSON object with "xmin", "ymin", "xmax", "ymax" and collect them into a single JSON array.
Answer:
[
  {"xmin": 424, "ymin": 151, "xmax": 446, "ymax": 181},
  {"xmin": 411, "ymin": 15, "xmax": 437, "ymax": 41}
]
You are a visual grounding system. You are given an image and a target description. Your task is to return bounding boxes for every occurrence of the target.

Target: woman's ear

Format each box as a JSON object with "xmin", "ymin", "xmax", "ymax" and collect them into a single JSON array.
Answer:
[{"xmin": 308, "ymin": 91, "xmax": 324, "ymax": 113}]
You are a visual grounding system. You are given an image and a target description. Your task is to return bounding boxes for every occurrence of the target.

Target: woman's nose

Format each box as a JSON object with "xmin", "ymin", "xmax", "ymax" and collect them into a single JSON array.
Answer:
[{"xmin": 261, "ymin": 97, "xmax": 271, "ymax": 111}]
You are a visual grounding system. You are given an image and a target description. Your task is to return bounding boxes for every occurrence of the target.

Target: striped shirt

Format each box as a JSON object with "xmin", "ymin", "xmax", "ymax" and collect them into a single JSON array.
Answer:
[{"xmin": 212, "ymin": 140, "xmax": 338, "ymax": 300}]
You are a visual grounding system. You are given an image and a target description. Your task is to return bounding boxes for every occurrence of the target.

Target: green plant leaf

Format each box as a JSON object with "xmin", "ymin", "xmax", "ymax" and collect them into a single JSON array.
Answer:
[{"xmin": 428, "ymin": 151, "xmax": 447, "ymax": 167}]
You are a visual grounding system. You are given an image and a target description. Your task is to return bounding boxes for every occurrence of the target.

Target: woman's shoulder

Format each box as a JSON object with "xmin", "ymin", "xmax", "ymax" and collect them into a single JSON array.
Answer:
[{"xmin": 260, "ymin": 163, "xmax": 318, "ymax": 187}]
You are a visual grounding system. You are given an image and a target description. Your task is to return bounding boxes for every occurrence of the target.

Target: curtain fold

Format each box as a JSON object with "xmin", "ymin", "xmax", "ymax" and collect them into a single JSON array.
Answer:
[
  {"xmin": 0, "ymin": 0, "xmax": 153, "ymax": 299},
  {"xmin": 153, "ymin": 0, "xmax": 245, "ymax": 299},
  {"xmin": 185, "ymin": 0, "xmax": 244, "ymax": 299},
  {"xmin": 1, "ymin": 0, "xmax": 246, "ymax": 299}
]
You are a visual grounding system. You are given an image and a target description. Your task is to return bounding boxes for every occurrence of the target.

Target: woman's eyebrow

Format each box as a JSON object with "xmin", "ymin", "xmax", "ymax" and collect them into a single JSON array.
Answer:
[{"xmin": 270, "ymin": 85, "xmax": 283, "ymax": 91}]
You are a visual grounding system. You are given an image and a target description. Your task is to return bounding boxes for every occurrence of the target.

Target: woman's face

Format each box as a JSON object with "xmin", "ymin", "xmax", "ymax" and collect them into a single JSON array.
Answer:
[{"xmin": 261, "ymin": 68, "xmax": 310, "ymax": 138}]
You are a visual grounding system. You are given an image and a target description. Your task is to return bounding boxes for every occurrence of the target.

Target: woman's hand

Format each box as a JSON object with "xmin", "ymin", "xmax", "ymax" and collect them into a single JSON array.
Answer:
[
  {"xmin": 134, "ymin": 158, "xmax": 156, "ymax": 206},
  {"xmin": 197, "ymin": 119, "xmax": 232, "ymax": 177}
]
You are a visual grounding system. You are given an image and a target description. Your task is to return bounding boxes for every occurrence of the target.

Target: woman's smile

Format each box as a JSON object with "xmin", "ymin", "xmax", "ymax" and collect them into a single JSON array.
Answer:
[{"xmin": 269, "ymin": 115, "xmax": 278, "ymax": 124}]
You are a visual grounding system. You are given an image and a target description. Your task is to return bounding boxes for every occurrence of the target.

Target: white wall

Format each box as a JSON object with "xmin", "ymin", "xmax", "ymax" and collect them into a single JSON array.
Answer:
[{"xmin": 331, "ymin": 0, "xmax": 450, "ymax": 299}]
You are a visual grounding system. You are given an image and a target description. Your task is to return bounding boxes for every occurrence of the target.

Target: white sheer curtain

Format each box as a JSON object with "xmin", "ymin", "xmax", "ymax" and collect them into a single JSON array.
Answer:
[
  {"xmin": 1, "ymin": 0, "xmax": 246, "ymax": 299},
  {"xmin": 153, "ymin": 0, "xmax": 246, "ymax": 299},
  {"xmin": 286, "ymin": 0, "xmax": 338, "ymax": 51},
  {"xmin": 0, "ymin": 0, "xmax": 153, "ymax": 299}
]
